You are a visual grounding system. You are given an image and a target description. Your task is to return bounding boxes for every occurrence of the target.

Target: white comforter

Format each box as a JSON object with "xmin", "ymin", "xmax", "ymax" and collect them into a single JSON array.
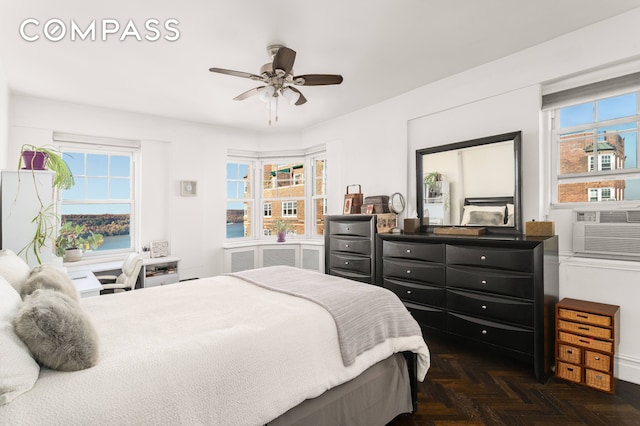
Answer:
[{"xmin": 1, "ymin": 274, "xmax": 430, "ymax": 426}]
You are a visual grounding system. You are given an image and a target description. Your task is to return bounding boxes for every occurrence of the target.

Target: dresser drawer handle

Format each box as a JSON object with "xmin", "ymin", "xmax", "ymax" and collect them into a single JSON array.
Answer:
[
  {"xmin": 578, "ymin": 326, "xmax": 589, "ymax": 331},
  {"xmin": 481, "ymin": 280, "xmax": 487, "ymax": 285},
  {"xmin": 344, "ymin": 261, "xmax": 349, "ymax": 265},
  {"xmin": 481, "ymin": 329, "xmax": 488, "ymax": 335},
  {"xmin": 406, "ymin": 249, "xmax": 411, "ymax": 253},
  {"xmin": 594, "ymin": 356, "xmax": 600, "ymax": 360},
  {"xmin": 579, "ymin": 339, "xmax": 591, "ymax": 345},
  {"xmin": 480, "ymin": 255, "xmax": 487, "ymax": 260},
  {"xmin": 406, "ymin": 290, "xmax": 412, "ymax": 295},
  {"xmin": 345, "ymin": 244, "xmax": 350, "ymax": 248},
  {"xmin": 567, "ymin": 349, "xmax": 573, "ymax": 354},
  {"xmin": 406, "ymin": 270, "xmax": 412, "ymax": 274},
  {"xmin": 577, "ymin": 314, "xmax": 588, "ymax": 319},
  {"xmin": 481, "ymin": 305, "xmax": 487, "ymax": 310},
  {"xmin": 346, "ymin": 227, "xmax": 350, "ymax": 231}
]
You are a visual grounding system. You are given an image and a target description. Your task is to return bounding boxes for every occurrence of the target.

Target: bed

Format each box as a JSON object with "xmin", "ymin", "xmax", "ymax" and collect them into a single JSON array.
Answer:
[
  {"xmin": 460, "ymin": 196, "xmax": 515, "ymax": 227},
  {"xmin": 0, "ymin": 264, "xmax": 430, "ymax": 426}
]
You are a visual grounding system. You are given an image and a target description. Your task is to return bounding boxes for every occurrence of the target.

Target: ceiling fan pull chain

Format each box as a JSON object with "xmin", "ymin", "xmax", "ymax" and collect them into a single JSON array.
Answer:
[
  {"xmin": 268, "ymin": 100, "xmax": 272, "ymax": 126},
  {"xmin": 275, "ymin": 96, "xmax": 279, "ymax": 123}
]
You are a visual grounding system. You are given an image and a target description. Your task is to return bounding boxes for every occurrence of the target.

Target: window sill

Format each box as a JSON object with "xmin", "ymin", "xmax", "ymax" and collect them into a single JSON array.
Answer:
[{"xmin": 223, "ymin": 239, "xmax": 323, "ymax": 249}]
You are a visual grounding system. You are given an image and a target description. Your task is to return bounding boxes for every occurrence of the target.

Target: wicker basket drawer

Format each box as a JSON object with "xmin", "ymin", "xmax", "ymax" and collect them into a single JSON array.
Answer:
[
  {"xmin": 585, "ymin": 351, "xmax": 611, "ymax": 372},
  {"xmin": 558, "ymin": 320, "xmax": 611, "ymax": 339},
  {"xmin": 586, "ymin": 369, "xmax": 612, "ymax": 392},
  {"xmin": 558, "ymin": 308, "xmax": 611, "ymax": 327},
  {"xmin": 556, "ymin": 362, "xmax": 582, "ymax": 383},
  {"xmin": 558, "ymin": 332, "xmax": 613, "ymax": 353},
  {"xmin": 557, "ymin": 344, "xmax": 581, "ymax": 364}
]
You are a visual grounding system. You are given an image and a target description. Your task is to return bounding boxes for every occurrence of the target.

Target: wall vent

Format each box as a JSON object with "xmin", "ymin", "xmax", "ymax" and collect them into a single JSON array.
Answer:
[{"xmin": 573, "ymin": 209, "xmax": 640, "ymax": 260}]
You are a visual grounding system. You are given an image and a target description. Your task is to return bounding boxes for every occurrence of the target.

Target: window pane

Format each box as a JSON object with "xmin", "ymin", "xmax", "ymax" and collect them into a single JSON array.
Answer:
[
  {"xmin": 559, "ymin": 102, "xmax": 593, "ymax": 128},
  {"xmin": 226, "ymin": 201, "xmax": 250, "ymax": 238},
  {"xmin": 87, "ymin": 154, "xmax": 108, "ymax": 176},
  {"xmin": 110, "ymin": 178, "xmax": 130, "ymax": 199},
  {"xmin": 88, "ymin": 177, "xmax": 109, "ymax": 199},
  {"xmin": 314, "ymin": 198, "xmax": 326, "ymax": 236},
  {"xmin": 314, "ymin": 159, "xmax": 326, "ymax": 195},
  {"xmin": 64, "ymin": 152, "xmax": 85, "ymax": 175},
  {"xmin": 597, "ymin": 93, "xmax": 637, "ymax": 121},
  {"xmin": 62, "ymin": 178, "xmax": 85, "ymax": 200},
  {"xmin": 60, "ymin": 206, "xmax": 131, "ymax": 252},
  {"xmin": 110, "ymin": 155, "xmax": 130, "ymax": 177},
  {"xmin": 558, "ymin": 131, "xmax": 597, "ymax": 174}
]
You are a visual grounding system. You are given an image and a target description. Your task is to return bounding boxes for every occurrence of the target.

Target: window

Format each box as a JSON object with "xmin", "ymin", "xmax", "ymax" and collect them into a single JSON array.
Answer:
[
  {"xmin": 226, "ymin": 161, "xmax": 252, "ymax": 239},
  {"xmin": 57, "ymin": 139, "xmax": 139, "ymax": 257},
  {"xmin": 226, "ymin": 148, "xmax": 327, "ymax": 240},
  {"xmin": 548, "ymin": 88, "xmax": 640, "ymax": 205},
  {"xmin": 281, "ymin": 201, "xmax": 297, "ymax": 217}
]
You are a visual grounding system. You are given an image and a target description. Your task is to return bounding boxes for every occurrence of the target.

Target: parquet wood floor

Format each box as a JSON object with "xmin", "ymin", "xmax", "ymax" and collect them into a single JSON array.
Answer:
[{"xmin": 389, "ymin": 332, "xmax": 640, "ymax": 425}]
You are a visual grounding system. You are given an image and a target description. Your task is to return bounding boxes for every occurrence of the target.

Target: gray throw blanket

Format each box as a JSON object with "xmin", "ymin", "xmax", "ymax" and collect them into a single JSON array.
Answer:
[{"xmin": 230, "ymin": 265, "xmax": 422, "ymax": 366}]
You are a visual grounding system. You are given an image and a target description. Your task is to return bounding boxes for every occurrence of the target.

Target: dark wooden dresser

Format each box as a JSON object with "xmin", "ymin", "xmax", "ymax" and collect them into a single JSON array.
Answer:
[
  {"xmin": 325, "ymin": 215, "xmax": 377, "ymax": 283},
  {"xmin": 376, "ymin": 233, "xmax": 559, "ymax": 382}
]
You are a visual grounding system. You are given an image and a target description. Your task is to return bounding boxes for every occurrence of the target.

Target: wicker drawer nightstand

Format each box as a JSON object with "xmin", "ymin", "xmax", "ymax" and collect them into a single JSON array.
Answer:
[{"xmin": 555, "ymin": 298, "xmax": 620, "ymax": 393}]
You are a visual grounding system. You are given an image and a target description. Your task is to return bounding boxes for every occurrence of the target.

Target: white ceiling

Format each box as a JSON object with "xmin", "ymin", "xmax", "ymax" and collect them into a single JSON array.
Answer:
[{"xmin": 2, "ymin": 1, "xmax": 640, "ymax": 133}]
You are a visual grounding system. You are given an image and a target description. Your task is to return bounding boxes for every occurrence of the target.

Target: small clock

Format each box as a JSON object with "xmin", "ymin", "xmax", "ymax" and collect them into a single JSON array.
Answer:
[{"xmin": 181, "ymin": 180, "xmax": 197, "ymax": 196}]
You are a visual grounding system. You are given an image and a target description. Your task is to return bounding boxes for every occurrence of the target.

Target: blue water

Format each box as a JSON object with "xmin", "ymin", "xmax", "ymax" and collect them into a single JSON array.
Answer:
[
  {"xmin": 98, "ymin": 234, "xmax": 130, "ymax": 251},
  {"xmin": 226, "ymin": 223, "xmax": 244, "ymax": 239}
]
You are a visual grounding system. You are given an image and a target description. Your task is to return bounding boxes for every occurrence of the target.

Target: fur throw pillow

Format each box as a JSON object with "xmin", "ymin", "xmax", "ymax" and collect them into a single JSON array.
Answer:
[
  {"xmin": 13, "ymin": 289, "xmax": 99, "ymax": 371},
  {"xmin": 20, "ymin": 264, "xmax": 79, "ymax": 302}
]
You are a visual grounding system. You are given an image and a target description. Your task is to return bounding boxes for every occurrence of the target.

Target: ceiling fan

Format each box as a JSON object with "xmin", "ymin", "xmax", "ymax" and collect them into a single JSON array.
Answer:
[{"xmin": 209, "ymin": 44, "xmax": 343, "ymax": 124}]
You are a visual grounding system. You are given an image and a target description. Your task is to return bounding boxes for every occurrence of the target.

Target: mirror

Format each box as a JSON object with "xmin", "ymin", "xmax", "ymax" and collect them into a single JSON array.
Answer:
[
  {"xmin": 416, "ymin": 131, "xmax": 522, "ymax": 234},
  {"xmin": 388, "ymin": 192, "xmax": 405, "ymax": 234}
]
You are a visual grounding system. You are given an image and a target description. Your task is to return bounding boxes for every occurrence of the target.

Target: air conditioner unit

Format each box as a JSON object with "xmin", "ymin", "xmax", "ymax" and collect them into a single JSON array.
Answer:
[{"xmin": 573, "ymin": 209, "xmax": 640, "ymax": 260}]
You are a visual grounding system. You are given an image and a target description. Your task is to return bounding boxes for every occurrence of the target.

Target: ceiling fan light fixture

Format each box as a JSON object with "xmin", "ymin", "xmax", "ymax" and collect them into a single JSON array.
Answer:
[
  {"xmin": 281, "ymin": 87, "xmax": 301, "ymax": 105},
  {"xmin": 257, "ymin": 85, "xmax": 275, "ymax": 102}
]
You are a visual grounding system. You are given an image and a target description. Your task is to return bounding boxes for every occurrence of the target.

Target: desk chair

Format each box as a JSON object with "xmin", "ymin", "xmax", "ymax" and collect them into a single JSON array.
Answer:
[{"xmin": 97, "ymin": 253, "xmax": 143, "ymax": 295}]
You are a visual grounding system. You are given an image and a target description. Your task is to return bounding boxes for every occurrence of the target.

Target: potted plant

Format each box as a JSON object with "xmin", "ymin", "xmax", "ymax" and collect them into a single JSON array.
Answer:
[
  {"xmin": 423, "ymin": 171, "xmax": 443, "ymax": 199},
  {"xmin": 54, "ymin": 221, "xmax": 104, "ymax": 262},
  {"xmin": 16, "ymin": 145, "xmax": 75, "ymax": 264},
  {"xmin": 273, "ymin": 218, "xmax": 292, "ymax": 243}
]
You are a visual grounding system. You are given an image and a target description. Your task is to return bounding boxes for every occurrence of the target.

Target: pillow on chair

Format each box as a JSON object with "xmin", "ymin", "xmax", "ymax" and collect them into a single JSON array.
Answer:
[
  {"xmin": 20, "ymin": 264, "xmax": 79, "ymax": 302},
  {"xmin": 0, "ymin": 250, "xmax": 31, "ymax": 293},
  {"xmin": 0, "ymin": 277, "xmax": 40, "ymax": 405},
  {"xmin": 13, "ymin": 289, "xmax": 99, "ymax": 372}
]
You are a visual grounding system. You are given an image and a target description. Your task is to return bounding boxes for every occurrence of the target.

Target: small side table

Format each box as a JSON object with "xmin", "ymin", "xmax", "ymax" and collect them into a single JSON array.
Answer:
[
  {"xmin": 68, "ymin": 270, "xmax": 102, "ymax": 298},
  {"xmin": 555, "ymin": 298, "xmax": 620, "ymax": 393}
]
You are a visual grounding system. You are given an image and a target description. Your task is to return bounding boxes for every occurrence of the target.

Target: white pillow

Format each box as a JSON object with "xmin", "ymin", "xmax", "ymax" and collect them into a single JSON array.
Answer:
[
  {"xmin": 506, "ymin": 203, "xmax": 515, "ymax": 226},
  {"xmin": 0, "ymin": 250, "xmax": 31, "ymax": 293},
  {"xmin": 0, "ymin": 276, "xmax": 40, "ymax": 406},
  {"xmin": 460, "ymin": 205, "xmax": 506, "ymax": 226}
]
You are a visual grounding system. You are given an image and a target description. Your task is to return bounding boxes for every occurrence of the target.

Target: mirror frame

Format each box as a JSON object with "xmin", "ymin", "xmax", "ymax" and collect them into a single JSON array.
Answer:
[{"xmin": 416, "ymin": 131, "xmax": 523, "ymax": 234}]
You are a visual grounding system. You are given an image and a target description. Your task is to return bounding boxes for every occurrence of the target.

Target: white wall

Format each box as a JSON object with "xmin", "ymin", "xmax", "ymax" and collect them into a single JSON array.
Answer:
[
  {"xmin": 301, "ymin": 8, "xmax": 640, "ymax": 384},
  {"xmin": 0, "ymin": 61, "xmax": 9, "ymax": 169},
  {"xmin": 8, "ymin": 95, "xmax": 260, "ymax": 279}
]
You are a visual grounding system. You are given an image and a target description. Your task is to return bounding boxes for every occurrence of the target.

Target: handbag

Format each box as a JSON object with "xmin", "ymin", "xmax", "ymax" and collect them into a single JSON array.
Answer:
[{"xmin": 343, "ymin": 184, "xmax": 363, "ymax": 214}]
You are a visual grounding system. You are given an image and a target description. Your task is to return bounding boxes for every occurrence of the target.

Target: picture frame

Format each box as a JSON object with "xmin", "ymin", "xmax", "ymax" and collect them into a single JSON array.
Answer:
[
  {"xmin": 365, "ymin": 204, "xmax": 374, "ymax": 214},
  {"xmin": 150, "ymin": 240, "xmax": 170, "ymax": 258},
  {"xmin": 181, "ymin": 180, "xmax": 197, "ymax": 196},
  {"xmin": 343, "ymin": 198, "xmax": 353, "ymax": 214}
]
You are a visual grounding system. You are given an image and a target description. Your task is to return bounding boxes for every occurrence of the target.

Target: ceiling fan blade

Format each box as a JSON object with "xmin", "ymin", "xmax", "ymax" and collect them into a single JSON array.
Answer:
[
  {"xmin": 293, "ymin": 74, "xmax": 343, "ymax": 86},
  {"xmin": 233, "ymin": 86, "xmax": 263, "ymax": 101},
  {"xmin": 288, "ymin": 86, "xmax": 307, "ymax": 105},
  {"xmin": 273, "ymin": 47, "xmax": 296, "ymax": 76},
  {"xmin": 209, "ymin": 67, "xmax": 262, "ymax": 81}
]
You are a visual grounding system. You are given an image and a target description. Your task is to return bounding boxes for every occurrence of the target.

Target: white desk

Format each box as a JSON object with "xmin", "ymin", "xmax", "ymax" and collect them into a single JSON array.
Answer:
[{"xmin": 67, "ymin": 270, "xmax": 102, "ymax": 298}]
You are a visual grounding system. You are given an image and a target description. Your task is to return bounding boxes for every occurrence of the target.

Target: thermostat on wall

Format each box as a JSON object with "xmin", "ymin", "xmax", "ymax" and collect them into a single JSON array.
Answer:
[{"xmin": 181, "ymin": 180, "xmax": 197, "ymax": 196}]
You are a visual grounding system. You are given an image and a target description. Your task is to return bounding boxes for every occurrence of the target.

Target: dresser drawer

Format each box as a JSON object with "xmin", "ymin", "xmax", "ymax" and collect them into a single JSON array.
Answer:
[
  {"xmin": 383, "ymin": 241, "xmax": 444, "ymax": 263},
  {"xmin": 586, "ymin": 369, "xmax": 612, "ymax": 392},
  {"xmin": 404, "ymin": 302, "xmax": 445, "ymax": 330},
  {"xmin": 558, "ymin": 320, "xmax": 611, "ymax": 339},
  {"xmin": 585, "ymin": 351, "xmax": 611, "ymax": 372},
  {"xmin": 558, "ymin": 308, "xmax": 611, "ymax": 327},
  {"xmin": 329, "ymin": 254, "xmax": 371, "ymax": 275},
  {"xmin": 558, "ymin": 344, "xmax": 581, "ymax": 364},
  {"xmin": 557, "ymin": 361, "xmax": 582, "ymax": 383},
  {"xmin": 329, "ymin": 220, "xmax": 372, "ymax": 237},
  {"xmin": 384, "ymin": 278, "xmax": 446, "ymax": 307},
  {"xmin": 330, "ymin": 236, "xmax": 371, "ymax": 256},
  {"xmin": 446, "ymin": 289, "xmax": 533, "ymax": 326},
  {"xmin": 446, "ymin": 266, "xmax": 533, "ymax": 299},
  {"xmin": 558, "ymin": 332, "xmax": 613, "ymax": 353},
  {"xmin": 383, "ymin": 259, "xmax": 445, "ymax": 286},
  {"xmin": 447, "ymin": 312, "xmax": 534, "ymax": 355},
  {"xmin": 446, "ymin": 245, "xmax": 533, "ymax": 272},
  {"xmin": 328, "ymin": 268, "xmax": 373, "ymax": 284}
]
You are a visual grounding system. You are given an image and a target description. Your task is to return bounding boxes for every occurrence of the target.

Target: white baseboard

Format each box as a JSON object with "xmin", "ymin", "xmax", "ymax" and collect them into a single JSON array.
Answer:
[{"xmin": 617, "ymin": 353, "xmax": 640, "ymax": 385}]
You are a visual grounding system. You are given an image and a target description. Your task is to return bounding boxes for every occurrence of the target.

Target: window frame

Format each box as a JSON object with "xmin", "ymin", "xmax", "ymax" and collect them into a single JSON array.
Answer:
[
  {"xmin": 547, "ymin": 88, "xmax": 640, "ymax": 209},
  {"xmin": 56, "ymin": 139, "xmax": 140, "ymax": 259}
]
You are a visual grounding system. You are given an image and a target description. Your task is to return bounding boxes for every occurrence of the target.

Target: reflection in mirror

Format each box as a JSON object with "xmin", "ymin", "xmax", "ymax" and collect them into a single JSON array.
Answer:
[{"xmin": 416, "ymin": 131, "xmax": 522, "ymax": 234}]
